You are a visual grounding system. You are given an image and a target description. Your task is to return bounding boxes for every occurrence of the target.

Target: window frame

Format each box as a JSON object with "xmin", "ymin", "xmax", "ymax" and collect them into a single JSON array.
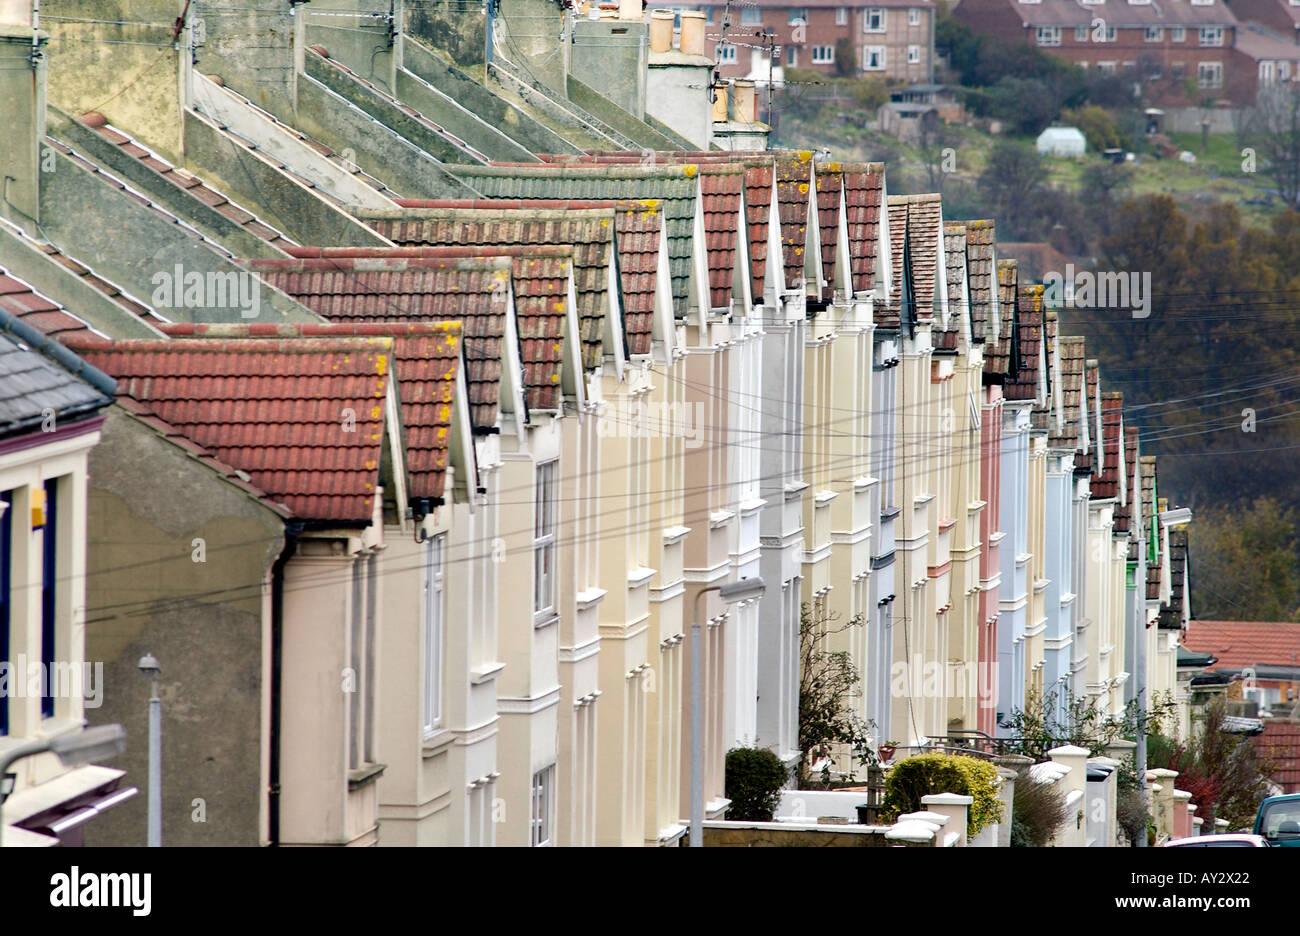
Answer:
[
  {"xmin": 422, "ymin": 533, "xmax": 445, "ymax": 736},
  {"xmin": 1037, "ymin": 26, "xmax": 1061, "ymax": 47},
  {"xmin": 0, "ymin": 491, "xmax": 11, "ymax": 736},
  {"xmin": 836, "ymin": 6, "xmax": 847, "ymax": 25},
  {"xmin": 531, "ymin": 765, "xmax": 555, "ymax": 846},
  {"xmin": 788, "ymin": 7, "xmax": 809, "ymax": 24},
  {"xmin": 908, "ymin": 8, "xmax": 921, "ymax": 26},
  {"xmin": 533, "ymin": 460, "xmax": 558, "ymax": 618},
  {"xmin": 1199, "ymin": 26, "xmax": 1223, "ymax": 47},
  {"xmin": 812, "ymin": 44, "xmax": 835, "ymax": 64},
  {"xmin": 40, "ymin": 478, "xmax": 58, "ymax": 720},
  {"xmin": 864, "ymin": 7, "xmax": 886, "ymax": 33},
  {"xmin": 863, "ymin": 45, "xmax": 886, "ymax": 70},
  {"xmin": 908, "ymin": 44, "xmax": 921, "ymax": 63},
  {"xmin": 1197, "ymin": 60, "xmax": 1223, "ymax": 87},
  {"xmin": 740, "ymin": 6, "xmax": 763, "ymax": 25}
]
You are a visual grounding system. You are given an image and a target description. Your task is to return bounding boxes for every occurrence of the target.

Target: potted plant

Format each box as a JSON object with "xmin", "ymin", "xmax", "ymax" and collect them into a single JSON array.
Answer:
[{"xmin": 877, "ymin": 741, "xmax": 898, "ymax": 762}]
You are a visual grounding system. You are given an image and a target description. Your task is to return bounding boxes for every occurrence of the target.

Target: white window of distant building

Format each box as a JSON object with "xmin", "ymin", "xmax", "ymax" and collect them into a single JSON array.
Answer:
[
  {"xmin": 1098, "ymin": 60, "xmax": 1117, "ymax": 73},
  {"xmin": 812, "ymin": 44, "xmax": 835, "ymax": 64},
  {"xmin": 908, "ymin": 44, "xmax": 921, "ymax": 63},
  {"xmin": 909, "ymin": 8, "xmax": 921, "ymax": 25},
  {"xmin": 1171, "ymin": 26, "xmax": 1185, "ymax": 42},
  {"xmin": 1171, "ymin": 61, "xmax": 1185, "ymax": 79},
  {"xmin": 1262, "ymin": 60, "xmax": 1276, "ymax": 83},
  {"xmin": 422, "ymin": 533, "xmax": 445, "ymax": 736},
  {"xmin": 717, "ymin": 42, "xmax": 737, "ymax": 62},
  {"xmin": 1198, "ymin": 60, "xmax": 1223, "ymax": 86},
  {"xmin": 789, "ymin": 7, "xmax": 809, "ymax": 24},
  {"xmin": 788, "ymin": 45, "xmax": 799, "ymax": 66},
  {"xmin": 1129, "ymin": 0, "xmax": 1151, "ymax": 5},
  {"xmin": 1102, "ymin": 25, "xmax": 1117, "ymax": 42},
  {"xmin": 741, "ymin": 6, "xmax": 763, "ymax": 25},
  {"xmin": 1079, "ymin": 60, "xmax": 1089, "ymax": 68},
  {"xmin": 1200, "ymin": 26, "xmax": 1223, "ymax": 46},
  {"xmin": 1037, "ymin": 26, "xmax": 1061, "ymax": 46},
  {"xmin": 533, "ymin": 460, "xmax": 557, "ymax": 617},
  {"xmin": 864, "ymin": 45, "xmax": 886, "ymax": 69},
  {"xmin": 531, "ymin": 766, "xmax": 555, "ymax": 846},
  {"xmin": 1281, "ymin": 61, "xmax": 1292, "ymax": 80},
  {"xmin": 1145, "ymin": 26, "xmax": 1162, "ymax": 42},
  {"xmin": 836, "ymin": 6, "xmax": 848, "ymax": 24},
  {"xmin": 1075, "ymin": 26, "xmax": 1089, "ymax": 41},
  {"xmin": 1019, "ymin": 0, "xmax": 1042, "ymax": 5},
  {"xmin": 865, "ymin": 8, "xmax": 886, "ymax": 32},
  {"xmin": 1190, "ymin": 0, "xmax": 1213, "ymax": 5}
]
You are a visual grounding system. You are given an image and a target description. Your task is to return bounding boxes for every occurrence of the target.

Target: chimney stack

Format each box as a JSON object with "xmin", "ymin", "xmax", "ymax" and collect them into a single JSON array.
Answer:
[{"xmin": 0, "ymin": 4, "xmax": 46, "ymax": 227}]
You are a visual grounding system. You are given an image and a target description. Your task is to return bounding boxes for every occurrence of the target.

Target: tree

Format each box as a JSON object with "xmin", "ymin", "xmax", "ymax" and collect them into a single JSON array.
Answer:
[
  {"xmin": 1238, "ymin": 82, "xmax": 1300, "ymax": 206},
  {"xmin": 1063, "ymin": 105, "xmax": 1127, "ymax": 152},
  {"xmin": 1079, "ymin": 161, "xmax": 1135, "ymax": 235},
  {"xmin": 977, "ymin": 140, "xmax": 1048, "ymax": 240},
  {"xmin": 798, "ymin": 602, "xmax": 875, "ymax": 786},
  {"xmin": 1190, "ymin": 498, "xmax": 1300, "ymax": 621},
  {"xmin": 833, "ymin": 37, "xmax": 855, "ymax": 78},
  {"xmin": 917, "ymin": 119, "xmax": 958, "ymax": 194}
]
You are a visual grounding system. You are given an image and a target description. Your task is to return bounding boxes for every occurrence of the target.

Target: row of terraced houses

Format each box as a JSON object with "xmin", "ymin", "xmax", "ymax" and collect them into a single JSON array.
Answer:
[{"xmin": 0, "ymin": 0, "xmax": 1197, "ymax": 846}]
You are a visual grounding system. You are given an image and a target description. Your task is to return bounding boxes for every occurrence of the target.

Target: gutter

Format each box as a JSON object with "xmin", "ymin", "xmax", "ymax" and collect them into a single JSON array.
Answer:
[
  {"xmin": 0, "ymin": 304, "xmax": 118, "ymax": 397},
  {"xmin": 268, "ymin": 521, "xmax": 302, "ymax": 847}
]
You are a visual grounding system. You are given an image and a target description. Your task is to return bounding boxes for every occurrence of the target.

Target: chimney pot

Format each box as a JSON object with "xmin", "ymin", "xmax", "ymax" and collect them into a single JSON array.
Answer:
[
  {"xmin": 679, "ymin": 9, "xmax": 706, "ymax": 56},
  {"xmin": 650, "ymin": 9, "xmax": 675, "ymax": 53}
]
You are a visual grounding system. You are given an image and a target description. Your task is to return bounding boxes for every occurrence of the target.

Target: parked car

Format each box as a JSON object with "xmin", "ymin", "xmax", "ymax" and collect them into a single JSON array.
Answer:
[
  {"xmin": 1253, "ymin": 794, "xmax": 1300, "ymax": 847},
  {"xmin": 1165, "ymin": 833, "xmax": 1270, "ymax": 847}
]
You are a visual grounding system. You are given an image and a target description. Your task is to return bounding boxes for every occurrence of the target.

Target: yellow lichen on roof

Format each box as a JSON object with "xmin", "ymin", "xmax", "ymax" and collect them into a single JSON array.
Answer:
[{"xmin": 682, "ymin": 165, "xmax": 698, "ymax": 178}]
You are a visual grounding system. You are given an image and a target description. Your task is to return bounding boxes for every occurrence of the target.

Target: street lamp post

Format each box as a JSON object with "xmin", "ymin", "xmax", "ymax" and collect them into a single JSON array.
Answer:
[
  {"xmin": 689, "ymin": 576, "xmax": 765, "ymax": 848},
  {"xmin": 139, "ymin": 653, "xmax": 162, "ymax": 847},
  {"xmin": 0, "ymin": 724, "xmax": 126, "ymax": 847}
]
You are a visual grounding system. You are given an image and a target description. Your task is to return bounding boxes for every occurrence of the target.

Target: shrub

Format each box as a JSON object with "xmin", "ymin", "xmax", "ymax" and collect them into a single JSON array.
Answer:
[
  {"xmin": 725, "ymin": 747, "xmax": 788, "ymax": 821},
  {"xmin": 880, "ymin": 753, "xmax": 1004, "ymax": 837},
  {"xmin": 1010, "ymin": 769, "xmax": 1070, "ymax": 847}
]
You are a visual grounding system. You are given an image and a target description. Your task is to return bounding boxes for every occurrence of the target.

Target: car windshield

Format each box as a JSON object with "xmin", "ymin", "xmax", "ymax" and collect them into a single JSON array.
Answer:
[{"xmin": 1259, "ymin": 800, "xmax": 1300, "ymax": 839}]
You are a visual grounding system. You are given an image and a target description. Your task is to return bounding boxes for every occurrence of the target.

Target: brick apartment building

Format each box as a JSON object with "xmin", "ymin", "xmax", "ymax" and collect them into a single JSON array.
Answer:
[
  {"xmin": 690, "ymin": 0, "xmax": 936, "ymax": 83},
  {"xmin": 953, "ymin": 0, "xmax": 1258, "ymax": 105}
]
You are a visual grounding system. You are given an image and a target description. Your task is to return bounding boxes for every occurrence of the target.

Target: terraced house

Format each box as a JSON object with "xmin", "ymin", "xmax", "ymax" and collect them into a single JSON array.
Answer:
[{"xmin": 0, "ymin": 0, "xmax": 1209, "ymax": 850}]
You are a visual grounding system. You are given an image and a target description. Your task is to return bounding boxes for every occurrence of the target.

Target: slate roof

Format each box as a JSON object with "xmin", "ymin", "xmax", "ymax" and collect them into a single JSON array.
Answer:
[
  {"xmin": 162, "ymin": 321, "xmax": 462, "ymax": 504},
  {"xmin": 1157, "ymin": 527, "xmax": 1189, "ymax": 630},
  {"xmin": 814, "ymin": 163, "xmax": 843, "ymax": 294},
  {"xmin": 78, "ymin": 113, "xmax": 295, "ymax": 248},
  {"xmin": 60, "ymin": 334, "xmax": 397, "ymax": 523},
  {"xmin": 1183, "ymin": 620, "xmax": 1300, "ymax": 672},
  {"xmin": 775, "ymin": 155, "xmax": 814, "ymax": 294},
  {"xmin": 937, "ymin": 221, "xmax": 967, "ymax": 352},
  {"xmin": 1090, "ymin": 392, "xmax": 1123, "ymax": 500},
  {"xmin": 1005, "ymin": 284, "xmax": 1043, "ymax": 402},
  {"xmin": 237, "ymin": 254, "xmax": 514, "ymax": 429},
  {"xmin": 841, "ymin": 163, "xmax": 885, "ymax": 297},
  {"xmin": 0, "ymin": 325, "xmax": 112, "ymax": 441},
  {"xmin": 447, "ymin": 165, "xmax": 699, "ymax": 318},
  {"xmin": 963, "ymin": 220, "xmax": 998, "ymax": 344},
  {"xmin": 358, "ymin": 207, "xmax": 612, "ymax": 370}
]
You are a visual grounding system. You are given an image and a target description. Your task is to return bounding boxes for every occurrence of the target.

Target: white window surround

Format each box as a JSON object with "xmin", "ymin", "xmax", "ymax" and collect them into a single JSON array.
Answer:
[
  {"xmin": 908, "ymin": 8, "xmax": 921, "ymax": 25},
  {"xmin": 1145, "ymin": 26, "xmax": 1162, "ymax": 42},
  {"xmin": 1198, "ymin": 60, "xmax": 1223, "ymax": 87},
  {"xmin": 1171, "ymin": 26, "xmax": 1185, "ymax": 41},
  {"xmin": 812, "ymin": 44, "xmax": 835, "ymax": 64},
  {"xmin": 864, "ymin": 45, "xmax": 886, "ymax": 70},
  {"xmin": 533, "ymin": 460, "xmax": 557, "ymax": 617},
  {"xmin": 531, "ymin": 765, "xmax": 555, "ymax": 846},
  {"xmin": 788, "ymin": 7, "xmax": 809, "ymax": 24},
  {"xmin": 836, "ymin": 7, "xmax": 848, "ymax": 24},
  {"xmin": 1199, "ymin": 26, "xmax": 1224, "ymax": 46},
  {"xmin": 1075, "ymin": 26, "xmax": 1089, "ymax": 41},
  {"xmin": 908, "ymin": 44, "xmax": 921, "ymax": 63},
  {"xmin": 717, "ymin": 43, "xmax": 736, "ymax": 62},
  {"xmin": 1037, "ymin": 26, "xmax": 1061, "ymax": 47},
  {"xmin": 740, "ymin": 6, "xmax": 762, "ymax": 25},
  {"xmin": 864, "ymin": 8, "xmax": 886, "ymax": 32},
  {"xmin": 422, "ymin": 533, "xmax": 445, "ymax": 736}
]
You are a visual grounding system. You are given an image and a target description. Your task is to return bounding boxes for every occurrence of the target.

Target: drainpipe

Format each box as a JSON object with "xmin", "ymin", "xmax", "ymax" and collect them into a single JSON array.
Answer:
[
  {"xmin": 268, "ymin": 522, "xmax": 302, "ymax": 847},
  {"xmin": 485, "ymin": 0, "xmax": 495, "ymax": 68}
]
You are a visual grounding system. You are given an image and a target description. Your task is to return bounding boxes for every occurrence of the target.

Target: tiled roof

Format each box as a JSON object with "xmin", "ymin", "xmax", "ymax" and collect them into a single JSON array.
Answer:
[
  {"xmin": 1084, "ymin": 359, "xmax": 1101, "ymax": 478},
  {"xmin": 937, "ymin": 221, "xmax": 967, "ymax": 352},
  {"xmin": 1157, "ymin": 527, "xmax": 1189, "ymax": 630},
  {"xmin": 1031, "ymin": 308, "xmax": 1059, "ymax": 431},
  {"xmin": 1140, "ymin": 454, "xmax": 1162, "ymax": 599},
  {"xmin": 699, "ymin": 166, "xmax": 745, "ymax": 310},
  {"xmin": 1117, "ymin": 425, "xmax": 1139, "ymax": 539},
  {"xmin": 883, "ymin": 197, "xmax": 907, "ymax": 330},
  {"xmin": 78, "ymin": 113, "xmax": 295, "ymax": 248},
  {"xmin": 1183, "ymin": 620, "xmax": 1300, "ymax": 672},
  {"xmin": 447, "ymin": 165, "xmax": 699, "ymax": 318},
  {"xmin": 841, "ymin": 163, "xmax": 885, "ymax": 297},
  {"xmin": 113, "ymin": 393, "xmax": 291, "ymax": 516},
  {"xmin": 1257, "ymin": 720, "xmax": 1300, "ymax": 794},
  {"xmin": 905, "ymin": 194, "xmax": 942, "ymax": 323},
  {"xmin": 1005, "ymin": 284, "xmax": 1043, "ymax": 402},
  {"xmin": 60, "ymin": 334, "xmax": 397, "ymax": 523},
  {"xmin": 984, "ymin": 258, "xmax": 1018, "ymax": 379},
  {"xmin": 0, "ymin": 331, "xmax": 110, "ymax": 441},
  {"xmin": 1050, "ymin": 335, "xmax": 1086, "ymax": 453},
  {"xmin": 0, "ymin": 266, "xmax": 97, "ymax": 340},
  {"xmin": 162, "ymin": 321, "xmax": 461, "ymax": 504},
  {"xmin": 359, "ymin": 207, "xmax": 611, "ymax": 370},
  {"xmin": 775, "ymin": 155, "xmax": 814, "ymax": 294},
  {"xmin": 814, "ymin": 163, "xmax": 843, "ymax": 294},
  {"xmin": 745, "ymin": 162, "xmax": 775, "ymax": 300},
  {"xmin": 1090, "ymin": 392, "xmax": 1123, "ymax": 500},
  {"xmin": 963, "ymin": 220, "xmax": 997, "ymax": 344},
  {"xmin": 238, "ymin": 254, "xmax": 515, "ymax": 428}
]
